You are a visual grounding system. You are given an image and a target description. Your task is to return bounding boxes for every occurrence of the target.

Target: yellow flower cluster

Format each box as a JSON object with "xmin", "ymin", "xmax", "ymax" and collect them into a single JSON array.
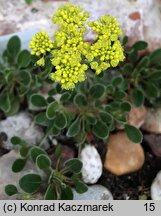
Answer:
[
  {"xmin": 29, "ymin": 31, "xmax": 54, "ymax": 56},
  {"xmin": 50, "ymin": 3, "xmax": 90, "ymax": 90},
  {"xmin": 29, "ymin": 3, "xmax": 125, "ymax": 90},
  {"xmin": 87, "ymin": 15, "xmax": 125, "ymax": 74}
]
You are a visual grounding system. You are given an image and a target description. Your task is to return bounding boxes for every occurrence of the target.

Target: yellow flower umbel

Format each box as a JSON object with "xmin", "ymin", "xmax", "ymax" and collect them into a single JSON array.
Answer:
[
  {"xmin": 29, "ymin": 3, "xmax": 125, "ymax": 90},
  {"xmin": 50, "ymin": 3, "xmax": 89, "ymax": 90},
  {"xmin": 88, "ymin": 15, "xmax": 125, "ymax": 74}
]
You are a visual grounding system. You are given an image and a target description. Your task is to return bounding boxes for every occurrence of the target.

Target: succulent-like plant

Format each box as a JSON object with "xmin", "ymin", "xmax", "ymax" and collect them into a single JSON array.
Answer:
[
  {"xmin": 120, "ymin": 37, "xmax": 161, "ymax": 108},
  {"xmin": 0, "ymin": 36, "xmax": 53, "ymax": 116}
]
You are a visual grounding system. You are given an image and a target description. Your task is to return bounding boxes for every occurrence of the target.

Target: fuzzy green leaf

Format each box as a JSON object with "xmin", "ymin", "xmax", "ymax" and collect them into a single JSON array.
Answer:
[
  {"xmin": 74, "ymin": 93, "xmax": 87, "ymax": 107},
  {"xmin": 18, "ymin": 70, "xmax": 32, "ymax": 87},
  {"xmin": 74, "ymin": 181, "xmax": 88, "ymax": 194},
  {"xmin": 54, "ymin": 112, "xmax": 67, "ymax": 129},
  {"xmin": 7, "ymin": 36, "xmax": 21, "ymax": 57},
  {"xmin": 61, "ymin": 186, "xmax": 73, "ymax": 200},
  {"xmin": 60, "ymin": 92, "xmax": 71, "ymax": 102},
  {"xmin": 34, "ymin": 112, "xmax": 50, "ymax": 126},
  {"xmin": 131, "ymin": 89, "xmax": 144, "ymax": 107},
  {"xmin": 0, "ymin": 94, "xmax": 11, "ymax": 113},
  {"xmin": 133, "ymin": 41, "xmax": 148, "ymax": 51},
  {"xmin": 30, "ymin": 94, "xmax": 47, "ymax": 107},
  {"xmin": 44, "ymin": 184, "xmax": 57, "ymax": 200},
  {"xmin": 150, "ymin": 48, "xmax": 161, "ymax": 65},
  {"xmin": 19, "ymin": 174, "xmax": 42, "ymax": 193},
  {"xmin": 125, "ymin": 124, "xmax": 143, "ymax": 143},
  {"xmin": 5, "ymin": 185, "xmax": 18, "ymax": 196},
  {"xmin": 67, "ymin": 117, "xmax": 80, "ymax": 137},
  {"xmin": 36, "ymin": 154, "xmax": 51, "ymax": 170},
  {"xmin": 145, "ymin": 83, "xmax": 160, "ymax": 98},
  {"xmin": 46, "ymin": 101, "xmax": 59, "ymax": 120},
  {"xmin": 17, "ymin": 50, "xmax": 31, "ymax": 68},
  {"xmin": 121, "ymin": 102, "xmax": 132, "ymax": 112},
  {"xmin": 19, "ymin": 146, "xmax": 29, "ymax": 157},
  {"xmin": 12, "ymin": 159, "xmax": 26, "ymax": 173},
  {"xmin": 64, "ymin": 158, "xmax": 83, "ymax": 174},
  {"xmin": 30, "ymin": 146, "xmax": 47, "ymax": 163},
  {"xmin": 92, "ymin": 120, "xmax": 109, "ymax": 139},
  {"xmin": 89, "ymin": 84, "xmax": 105, "ymax": 99}
]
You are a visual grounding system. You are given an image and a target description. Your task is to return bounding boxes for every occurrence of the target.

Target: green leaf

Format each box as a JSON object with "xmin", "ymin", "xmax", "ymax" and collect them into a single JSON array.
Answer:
[
  {"xmin": 112, "ymin": 76, "xmax": 123, "ymax": 86},
  {"xmin": 74, "ymin": 181, "xmax": 88, "ymax": 194},
  {"xmin": 44, "ymin": 184, "xmax": 57, "ymax": 200},
  {"xmin": 122, "ymin": 35, "xmax": 128, "ymax": 45},
  {"xmin": 145, "ymin": 83, "xmax": 160, "ymax": 98},
  {"xmin": 86, "ymin": 113, "xmax": 97, "ymax": 125},
  {"xmin": 0, "ymin": 93, "xmax": 11, "ymax": 113},
  {"xmin": 122, "ymin": 63, "xmax": 133, "ymax": 73},
  {"xmin": 17, "ymin": 50, "xmax": 31, "ymax": 68},
  {"xmin": 61, "ymin": 186, "xmax": 73, "ymax": 200},
  {"xmin": 114, "ymin": 91, "xmax": 126, "ymax": 100},
  {"xmin": 12, "ymin": 159, "xmax": 26, "ymax": 173},
  {"xmin": 52, "ymin": 126, "xmax": 60, "ymax": 136},
  {"xmin": 36, "ymin": 154, "xmax": 51, "ymax": 170},
  {"xmin": 129, "ymin": 50, "xmax": 138, "ymax": 62},
  {"xmin": 18, "ymin": 70, "xmax": 31, "ymax": 87},
  {"xmin": 89, "ymin": 84, "xmax": 105, "ymax": 99},
  {"xmin": 133, "ymin": 41, "xmax": 148, "ymax": 51},
  {"xmin": 5, "ymin": 97, "xmax": 20, "ymax": 116},
  {"xmin": 99, "ymin": 112, "xmax": 113, "ymax": 124},
  {"xmin": 121, "ymin": 102, "xmax": 132, "ymax": 112},
  {"xmin": 34, "ymin": 112, "xmax": 50, "ymax": 126},
  {"xmin": 92, "ymin": 120, "xmax": 109, "ymax": 139},
  {"xmin": 66, "ymin": 117, "xmax": 81, "ymax": 137},
  {"xmin": 19, "ymin": 146, "xmax": 29, "ymax": 157},
  {"xmin": 64, "ymin": 158, "xmax": 83, "ymax": 174},
  {"xmin": 74, "ymin": 94, "xmax": 87, "ymax": 107},
  {"xmin": 54, "ymin": 112, "xmax": 67, "ymax": 129},
  {"xmin": 19, "ymin": 174, "xmax": 42, "ymax": 193},
  {"xmin": 30, "ymin": 94, "xmax": 47, "ymax": 107},
  {"xmin": 7, "ymin": 35, "xmax": 21, "ymax": 57},
  {"xmin": 125, "ymin": 124, "xmax": 143, "ymax": 143},
  {"xmin": 25, "ymin": 0, "xmax": 33, "ymax": 4},
  {"xmin": 131, "ymin": 89, "xmax": 144, "ymax": 107},
  {"xmin": 60, "ymin": 92, "xmax": 71, "ymax": 102},
  {"xmin": 137, "ymin": 56, "xmax": 149, "ymax": 69},
  {"xmin": 30, "ymin": 146, "xmax": 47, "ymax": 163},
  {"xmin": 150, "ymin": 48, "xmax": 161, "ymax": 65},
  {"xmin": 11, "ymin": 136, "xmax": 25, "ymax": 145},
  {"xmin": 5, "ymin": 185, "xmax": 18, "ymax": 196},
  {"xmin": 147, "ymin": 71, "xmax": 161, "ymax": 81},
  {"xmin": 46, "ymin": 101, "xmax": 59, "ymax": 120}
]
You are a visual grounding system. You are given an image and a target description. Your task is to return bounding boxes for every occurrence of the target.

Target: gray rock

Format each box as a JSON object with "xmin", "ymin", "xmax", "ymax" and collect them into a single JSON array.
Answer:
[
  {"xmin": 0, "ymin": 150, "xmax": 45, "ymax": 200},
  {"xmin": 73, "ymin": 185, "xmax": 113, "ymax": 200},
  {"xmin": 0, "ymin": 112, "xmax": 49, "ymax": 150},
  {"xmin": 151, "ymin": 171, "xmax": 161, "ymax": 200},
  {"xmin": 142, "ymin": 108, "xmax": 161, "ymax": 134}
]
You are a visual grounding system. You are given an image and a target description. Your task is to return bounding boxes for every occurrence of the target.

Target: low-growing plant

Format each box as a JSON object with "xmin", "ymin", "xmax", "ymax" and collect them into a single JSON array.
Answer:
[
  {"xmin": 120, "ymin": 37, "xmax": 161, "ymax": 108},
  {"xmin": 4, "ymin": 3, "xmax": 145, "ymax": 200},
  {"xmin": 0, "ymin": 36, "xmax": 53, "ymax": 115},
  {"xmin": 5, "ymin": 137, "xmax": 87, "ymax": 200}
]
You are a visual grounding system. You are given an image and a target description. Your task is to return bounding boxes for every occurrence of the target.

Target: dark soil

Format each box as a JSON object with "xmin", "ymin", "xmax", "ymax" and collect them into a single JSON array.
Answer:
[{"xmin": 99, "ymin": 139, "xmax": 161, "ymax": 200}]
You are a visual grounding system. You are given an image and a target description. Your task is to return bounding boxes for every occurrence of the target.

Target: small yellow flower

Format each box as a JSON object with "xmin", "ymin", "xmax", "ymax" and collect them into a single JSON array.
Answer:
[{"xmin": 29, "ymin": 31, "xmax": 54, "ymax": 56}]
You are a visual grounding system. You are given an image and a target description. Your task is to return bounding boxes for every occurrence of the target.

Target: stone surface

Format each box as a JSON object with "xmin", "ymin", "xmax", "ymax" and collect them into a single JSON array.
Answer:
[
  {"xmin": 104, "ymin": 132, "xmax": 145, "ymax": 176},
  {"xmin": 73, "ymin": 185, "xmax": 113, "ymax": 200},
  {"xmin": 141, "ymin": 108, "xmax": 161, "ymax": 134},
  {"xmin": 151, "ymin": 170, "xmax": 161, "ymax": 200},
  {"xmin": 0, "ymin": 150, "xmax": 44, "ymax": 200},
  {"xmin": 144, "ymin": 134, "xmax": 161, "ymax": 157},
  {"xmin": 0, "ymin": 112, "xmax": 47, "ymax": 150},
  {"xmin": 0, "ymin": 0, "xmax": 161, "ymax": 51},
  {"xmin": 128, "ymin": 106, "xmax": 146, "ymax": 128},
  {"xmin": 80, "ymin": 145, "xmax": 102, "ymax": 184}
]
